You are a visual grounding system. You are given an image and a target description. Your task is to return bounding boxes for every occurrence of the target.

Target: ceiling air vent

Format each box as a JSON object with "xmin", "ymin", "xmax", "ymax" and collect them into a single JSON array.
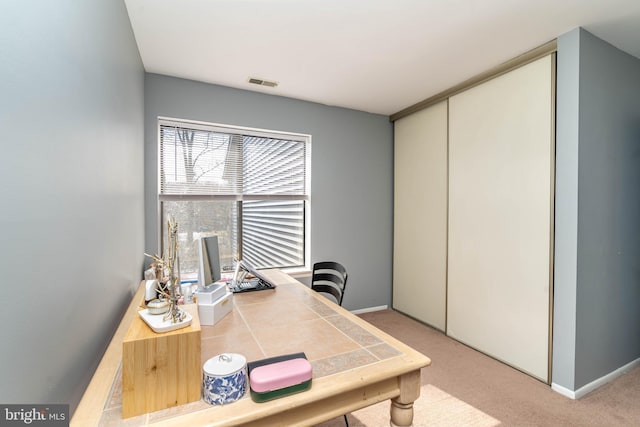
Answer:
[{"xmin": 248, "ymin": 77, "xmax": 278, "ymax": 88}]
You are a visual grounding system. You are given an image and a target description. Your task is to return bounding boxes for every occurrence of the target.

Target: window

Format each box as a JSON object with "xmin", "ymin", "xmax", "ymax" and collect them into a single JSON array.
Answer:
[{"xmin": 158, "ymin": 118, "xmax": 311, "ymax": 278}]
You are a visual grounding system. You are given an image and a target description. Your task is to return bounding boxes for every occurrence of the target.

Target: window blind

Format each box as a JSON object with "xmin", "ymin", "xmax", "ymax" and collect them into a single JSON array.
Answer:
[
  {"xmin": 160, "ymin": 125, "xmax": 309, "ymax": 199},
  {"xmin": 159, "ymin": 120, "xmax": 310, "ymax": 270}
]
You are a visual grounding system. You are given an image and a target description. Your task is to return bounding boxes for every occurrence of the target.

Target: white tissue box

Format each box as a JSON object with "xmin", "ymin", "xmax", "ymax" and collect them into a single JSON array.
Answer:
[
  {"xmin": 195, "ymin": 283, "xmax": 227, "ymax": 304},
  {"xmin": 198, "ymin": 292, "xmax": 233, "ymax": 326}
]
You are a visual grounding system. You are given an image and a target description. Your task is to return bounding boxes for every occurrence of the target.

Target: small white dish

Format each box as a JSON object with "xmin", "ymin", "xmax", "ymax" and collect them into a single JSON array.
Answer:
[
  {"xmin": 147, "ymin": 299, "xmax": 170, "ymax": 315},
  {"xmin": 138, "ymin": 309, "xmax": 193, "ymax": 333}
]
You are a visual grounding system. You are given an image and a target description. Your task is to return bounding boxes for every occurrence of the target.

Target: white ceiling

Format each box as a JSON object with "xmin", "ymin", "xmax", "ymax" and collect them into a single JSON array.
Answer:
[{"xmin": 124, "ymin": 0, "xmax": 640, "ymax": 116}]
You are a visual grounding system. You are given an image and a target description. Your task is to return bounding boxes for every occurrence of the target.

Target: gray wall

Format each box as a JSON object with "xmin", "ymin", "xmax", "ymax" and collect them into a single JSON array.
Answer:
[
  {"xmin": 554, "ymin": 27, "xmax": 640, "ymax": 391},
  {"xmin": 0, "ymin": 0, "xmax": 145, "ymax": 413},
  {"xmin": 553, "ymin": 27, "xmax": 581, "ymax": 391},
  {"xmin": 144, "ymin": 74, "xmax": 393, "ymax": 310}
]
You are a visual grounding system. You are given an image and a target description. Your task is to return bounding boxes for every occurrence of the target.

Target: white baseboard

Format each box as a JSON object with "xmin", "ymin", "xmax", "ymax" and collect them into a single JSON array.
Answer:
[
  {"xmin": 552, "ymin": 357, "xmax": 640, "ymax": 399},
  {"xmin": 351, "ymin": 305, "xmax": 388, "ymax": 315},
  {"xmin": 551, "ymin": 382, "xmax": 577, "ymax": 399}
]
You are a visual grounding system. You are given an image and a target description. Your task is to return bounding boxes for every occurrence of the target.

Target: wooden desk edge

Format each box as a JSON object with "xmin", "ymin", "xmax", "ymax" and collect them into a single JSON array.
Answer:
[
  {"xmin": 72, "ymin": 282, "xmax": 146, "ymax": 427},
  {"xmin": 270, "ymin": 270, "xmax": 432, "ymax": 367},
  {"xmin": 72, "ymin": 273, "xmax": 432, "ymax": 427},
  {"xmin": 147, "ymin": 357, "xmax": 430, "ymax": 427}
]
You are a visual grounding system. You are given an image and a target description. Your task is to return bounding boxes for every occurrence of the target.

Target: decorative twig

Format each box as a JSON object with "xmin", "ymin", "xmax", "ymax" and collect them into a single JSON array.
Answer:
[{"xmin": 144, "ymin": 216, "xmax": 185, "ymax": 324}]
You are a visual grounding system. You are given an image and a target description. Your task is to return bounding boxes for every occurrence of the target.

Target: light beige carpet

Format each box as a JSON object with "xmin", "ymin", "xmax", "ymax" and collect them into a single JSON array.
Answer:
[
  {"xmin": 316, "ymin": 383, "xmax": 500, "ymax": 427},
  {"xmin": 315, "ymin": 309, "xmax": 640, "ymax": 427}
]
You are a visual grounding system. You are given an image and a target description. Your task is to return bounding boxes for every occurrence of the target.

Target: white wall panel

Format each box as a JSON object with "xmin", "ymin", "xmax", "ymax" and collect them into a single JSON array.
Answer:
[
  {"xmin": 447, "ymin": 56, "xmax": 553, "ymax": 381},
  {"xmin": 393, "ymin": 101, "xmax": 448, "ymax": 330}
]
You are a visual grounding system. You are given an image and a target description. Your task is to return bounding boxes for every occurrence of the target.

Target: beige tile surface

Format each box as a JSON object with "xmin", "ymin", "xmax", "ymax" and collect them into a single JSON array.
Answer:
[
  {"xmin": 237, "ymin": 296, "xmax": 319, "ymax": 329},
  {"xmin": 311, "ymin": 349, "xmax": 379, "ymax": 377},
  {"xmin": 99, "ymin": 279, "xmax": 406, "ymax": 426},
  {"xmin": 251, "ymin": 317, "xmax": 360, "ymax": 360},
  {"xmin": 201, "ymin": 331, "xmax": 265, "ymax": 363},
  {"xmin": 199, "ymin": 309, "xmax": 249, "ymax": 339}
]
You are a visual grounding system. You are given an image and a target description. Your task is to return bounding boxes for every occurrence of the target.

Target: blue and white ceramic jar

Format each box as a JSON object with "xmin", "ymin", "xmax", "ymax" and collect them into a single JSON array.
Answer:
[{"xmin": 202, "ymin": 353, "xmax": 247, "ymax": 405}]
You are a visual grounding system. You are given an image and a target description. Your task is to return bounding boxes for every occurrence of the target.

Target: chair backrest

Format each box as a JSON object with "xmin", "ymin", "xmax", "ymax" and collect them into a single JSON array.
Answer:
[{"xmin": 311, "ymin": 261, "xmax": 348, "ymax": 306}]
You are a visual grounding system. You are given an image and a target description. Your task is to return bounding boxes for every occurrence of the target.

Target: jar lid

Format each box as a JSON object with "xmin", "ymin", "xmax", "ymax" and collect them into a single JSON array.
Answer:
[{"xmin": 203, "ymin": 353, "xmax": 246, "ymax": 376}]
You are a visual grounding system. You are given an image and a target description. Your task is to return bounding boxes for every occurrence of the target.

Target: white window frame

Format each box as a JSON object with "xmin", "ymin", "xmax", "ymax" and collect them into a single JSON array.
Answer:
[{"xmin": 157, "ymin": 116, "xmax": 312, "ymax": 272}]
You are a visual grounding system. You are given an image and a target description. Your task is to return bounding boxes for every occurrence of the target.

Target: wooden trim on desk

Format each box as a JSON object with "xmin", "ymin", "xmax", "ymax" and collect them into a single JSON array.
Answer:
[
  {"xmin": 72, "ymin": 271, "xmax": 431, "ymax": 427},
  {"xmin": 148, "ymin": 358, "xmax": 423, "ymax": 427},
  {"xmin": 72, "ymin": 284, "xmax": 146, "ymax": 427}
]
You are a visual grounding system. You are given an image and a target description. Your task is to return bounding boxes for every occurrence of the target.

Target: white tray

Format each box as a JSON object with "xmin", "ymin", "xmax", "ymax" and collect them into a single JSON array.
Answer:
[{"xmin": 138, "ymin": 308, "xmax": 193, "ymax": 333}]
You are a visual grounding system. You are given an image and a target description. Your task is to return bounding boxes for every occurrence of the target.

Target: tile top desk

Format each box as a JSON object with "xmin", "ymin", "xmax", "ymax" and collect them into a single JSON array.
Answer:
[{"xmin": 72, "ymin": 269, "xmax": 431, "ymax": 427}]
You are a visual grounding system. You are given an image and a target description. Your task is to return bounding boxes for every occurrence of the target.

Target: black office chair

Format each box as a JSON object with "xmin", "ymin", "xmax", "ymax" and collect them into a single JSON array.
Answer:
[
  {"xmin": 310, "ymin": 261, "xmax": 350, "ymax": 426},
  {"xmin": 311, "ymin": 261, "xmax": 348, "ymax": 306}
]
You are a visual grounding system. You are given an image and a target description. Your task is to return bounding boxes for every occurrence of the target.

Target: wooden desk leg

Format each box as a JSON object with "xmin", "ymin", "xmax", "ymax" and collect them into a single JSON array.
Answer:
[{"xmin": 390, "ymin": 370, "xmax": 421, "ymax": 426}]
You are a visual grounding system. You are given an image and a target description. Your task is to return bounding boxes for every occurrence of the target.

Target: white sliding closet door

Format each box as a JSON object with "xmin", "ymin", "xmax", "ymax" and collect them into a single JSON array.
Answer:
[
  {"xmin": 447, "ymin": 55, "xmax": 553, "ymax": 381},
  {"xmin": 393, "ymin": 101, "xmax": 448, "ymax": 331}
]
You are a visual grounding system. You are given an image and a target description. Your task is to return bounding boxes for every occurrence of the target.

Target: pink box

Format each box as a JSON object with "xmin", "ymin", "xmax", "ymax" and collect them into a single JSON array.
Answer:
[{"xmin": 249, "ymin": 358, "xmax": 312, "ymax": 393}]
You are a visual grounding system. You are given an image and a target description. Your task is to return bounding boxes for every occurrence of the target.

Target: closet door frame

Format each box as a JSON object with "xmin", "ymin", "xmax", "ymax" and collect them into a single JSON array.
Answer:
[
  {"xmin": 391, "ymin": 41, "xmax": 556, "ymax": 384},
  {"xmin": 446, "ymin": 54, "xmax": 555, "ymax": 382},
  {"xmin": 393, "ymin": 100, "xmax": 448, "ymax": 331}
]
